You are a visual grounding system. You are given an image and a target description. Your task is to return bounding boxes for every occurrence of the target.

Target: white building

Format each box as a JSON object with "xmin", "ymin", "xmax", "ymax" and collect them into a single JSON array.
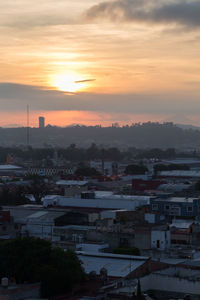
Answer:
[
  {"xmin": 151, "ymin": 228, "xmax": 171, "ymax": 250},
  {"xmin": 42, "ymin": 193, "xmax": 151, "ymax": 210}
]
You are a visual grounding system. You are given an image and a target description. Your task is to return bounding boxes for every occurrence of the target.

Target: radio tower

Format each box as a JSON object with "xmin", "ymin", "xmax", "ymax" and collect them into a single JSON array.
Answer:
[{"xmin": 27, "ymin": 104, "xmax": 30, "ymax": 147}]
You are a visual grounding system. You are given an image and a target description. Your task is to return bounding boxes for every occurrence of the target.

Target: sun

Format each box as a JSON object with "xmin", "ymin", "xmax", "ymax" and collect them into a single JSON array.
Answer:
[{"xmin": 49, "ymin": 72, "xmax": 88, "ymax": 93}]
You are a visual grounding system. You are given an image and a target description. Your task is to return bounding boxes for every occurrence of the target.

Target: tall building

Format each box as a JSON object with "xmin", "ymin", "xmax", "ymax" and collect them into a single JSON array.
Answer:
[{"xmin": 39, "ymin": 116, "xmax": 45, "ymax": 128}]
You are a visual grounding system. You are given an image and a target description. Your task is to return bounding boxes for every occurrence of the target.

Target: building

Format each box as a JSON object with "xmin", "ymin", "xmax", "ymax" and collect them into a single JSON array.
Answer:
[
  {"xmin": 0, "ymin": 164, "xmax": 24, "ymax": 176},
  {"xmin": 77, "ymin": 251, "xmax": 150, "ymax": 279},
  {"xmin": 43, "ymin": 192, "xmax": 152, "ymax": 210},
  {"xmin": 150, "ymin": 197, "xmax": 200, "ymax": 217},
  {"xmin": 132, "ymin": 178, "xmax": 165, "ymax": 191},
  {"xmin": 140, "ymin": 266, "xmax": 200, "ymax": 298},
  {"xmin": 20, "ymin": 210, "xmax": 66, "ymax": 239},
  {"xmin": 170, "ymin": 219, "xmax": 200, "ymax": 246},
  {"xmin": 134, "ymin": 224, "xmax": 170, "ymax": 251},
  {"xmin": 38, "ymin": 116, "xmax": 45, "ymax": 128},
  {"xmin": 27, "ymin": 166, "xmax": 74, "ymax": 177}
]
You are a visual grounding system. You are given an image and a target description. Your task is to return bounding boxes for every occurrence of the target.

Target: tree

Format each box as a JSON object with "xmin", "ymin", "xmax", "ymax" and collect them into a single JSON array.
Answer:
[
  {"xmin": 0, "ymin": 238, "xmax": 85, "ymax": 298},
  {"xmin": 125, "ymin": 164, "xmax": 148, "ymax": 175},
  {"xmin": 26, "ymin": 175, "xmax": 49, "ymax": 205},
  {"xmin": 75, "ymin": 166, "xmax": 101, "ymax": 177},
  {"xmin": 0, "ymin": 186, "xmax": 29, "ymax": 206},
  {"xmin": 113, "ymin": 247, "xmax": 140, "ymax": 256},
  {"xmin": 136, "ymin": 279, "xmax": 144, "ymax": 300},
  {"xmin": 195, "ymin": 180, "xmax": 200, "ymax": 191}
]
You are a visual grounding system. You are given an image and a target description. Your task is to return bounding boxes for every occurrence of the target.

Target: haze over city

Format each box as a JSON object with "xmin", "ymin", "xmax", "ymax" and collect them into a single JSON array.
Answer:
[{"xmin": 1, "ymin": 0, "xmax": 200, "ymax": 127}]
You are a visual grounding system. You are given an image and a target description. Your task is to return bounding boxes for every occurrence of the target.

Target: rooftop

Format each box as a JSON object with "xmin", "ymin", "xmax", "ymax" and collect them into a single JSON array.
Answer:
[
  {"xmin": 56, "ymin": 180, "xmax": 88, "ymax": 186},
  {"xmin": 77, "ymin": 252, "xmax": 149, "ymax": 278},
  {"xmin": 153, "ymin": 197, "xmax": 199, "ymax": 203},
  {"xmin": 170, "ymin": 219, "xmax": 195, "ymax": 229},
  {"xmin": 159, "ymin": 170, "xmax": 200, "ymax": 177},
  {"xmin": 154, "ymin": 266, "xmax": 200, "ymax": 280},
  {"xmin": 0, "ymin": 164, "xmax": 22, "ymax": 170}
]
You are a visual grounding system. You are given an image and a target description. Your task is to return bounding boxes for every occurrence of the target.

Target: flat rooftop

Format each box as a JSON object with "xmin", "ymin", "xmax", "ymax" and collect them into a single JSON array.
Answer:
[{"xmin": 153, "ymin": 197, "xmax": 199, "ymax": 203}]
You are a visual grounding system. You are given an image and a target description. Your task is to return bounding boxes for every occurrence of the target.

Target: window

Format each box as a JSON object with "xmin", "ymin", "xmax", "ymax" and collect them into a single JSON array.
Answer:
[
  {"xmin": 187, "ymin": 206, "xmax": 193, "ymax": 212},
  {"xmin": 152, "ymin": 204, "xmax": 158, "ymax": 211}
]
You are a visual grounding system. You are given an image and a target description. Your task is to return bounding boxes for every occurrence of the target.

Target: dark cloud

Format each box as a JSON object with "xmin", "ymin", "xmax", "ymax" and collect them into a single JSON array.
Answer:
[
  {"xmin": 0, "ymin": 82, "xmax": 200, "ymax": 115},
  {"xmin": 85, "ymin": 0, "xmax": 200, "ymax": 28},
  {"xmin": 75, "ymin": 79, "xmax": 96, "ymax": 83}
]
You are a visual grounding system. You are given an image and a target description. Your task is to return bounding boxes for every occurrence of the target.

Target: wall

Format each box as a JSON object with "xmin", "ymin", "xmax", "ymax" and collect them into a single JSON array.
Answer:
[
  {"xmin": 134, "ymin": 230, "xmax": 151, "ymax": 250},
  {"xmin": 43, "ymin": 196, "xmax": 149, "ymax": 210},
  {"xmin": 141, "ymin": 273, "xmax": 200, "ymax": 296},
  {"xmin": 145, "ymin": 213, "xmax": 156, "ymax": 224},
  {"xmin": 151, "ymin": 230, "xmax": 170, "ymax": 250}
]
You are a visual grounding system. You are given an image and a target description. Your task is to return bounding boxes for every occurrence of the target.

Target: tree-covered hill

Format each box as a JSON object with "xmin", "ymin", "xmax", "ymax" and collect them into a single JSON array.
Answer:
[{"xmin": 0, "ymin": 122, "xmax": 200, "ymax": 148}]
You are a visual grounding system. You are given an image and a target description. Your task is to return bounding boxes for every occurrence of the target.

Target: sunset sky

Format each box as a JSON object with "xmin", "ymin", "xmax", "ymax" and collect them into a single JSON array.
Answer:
[{"xmin": 1, "ymin": 0, "xmax": 200, "ymax": 127}]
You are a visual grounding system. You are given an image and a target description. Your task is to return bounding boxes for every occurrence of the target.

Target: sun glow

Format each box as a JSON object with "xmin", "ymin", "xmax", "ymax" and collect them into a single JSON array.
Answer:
[{"xmin": 50, "ymin": 72, "xmax": 89, "ymax": 93}]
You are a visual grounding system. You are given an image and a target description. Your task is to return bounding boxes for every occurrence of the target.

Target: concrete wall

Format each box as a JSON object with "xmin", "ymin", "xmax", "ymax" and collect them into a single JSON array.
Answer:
[
  {"xmin": 141, "ymin": 273, "xmax": 200, "ymax": 296},
  {"xmin": 135, "ymin": 232, "xmax": 151, "ymax": 250},
  {"xmin": 151, "ymin": 230, "xmax": 170, "ymax": 250},
  {"xmin": 145, "ymin": 213, "xmax": 156, "ymax": 224},
  {"xmin": 22, "ymin": 223, "xmax": 53, "ymax": 239}
]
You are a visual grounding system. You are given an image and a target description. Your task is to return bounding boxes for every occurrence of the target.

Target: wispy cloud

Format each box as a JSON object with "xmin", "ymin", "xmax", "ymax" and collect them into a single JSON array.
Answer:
[{"xmin": 85, "ymin": 0, "xmax": 200, "ymax": 29}]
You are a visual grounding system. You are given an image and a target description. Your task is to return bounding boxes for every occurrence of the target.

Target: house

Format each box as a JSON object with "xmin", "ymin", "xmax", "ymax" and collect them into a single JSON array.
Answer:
[
  {"xmin": 150, "ymin": 197, "xmax": 200, "ymax": 217},
  {"xmin": 170, "ymin": 219, "xmax": 200, "ymax": 246},
  {"xmin": 134, "ymin": 224, "xmax": 170, "ymax": 251}
]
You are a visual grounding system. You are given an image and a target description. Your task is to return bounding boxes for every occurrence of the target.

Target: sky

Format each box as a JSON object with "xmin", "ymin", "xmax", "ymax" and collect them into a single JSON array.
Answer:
[{"xmin": 1, "ymin": 0, "xmax": 200, "ymax": 127}]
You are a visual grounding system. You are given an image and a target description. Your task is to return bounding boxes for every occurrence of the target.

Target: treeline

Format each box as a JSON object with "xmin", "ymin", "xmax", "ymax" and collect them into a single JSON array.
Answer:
[
  {"xmin": 0, "ymin": 144, "xmax": 198, "ymax": 164},
  {"xmin": 0, "ymin": 186, "xmax": 29, "ymax": 206},
  {"xmin": 0, "ymin": 144, "xmax": 127, "ymax": 162},
  {"xmin": 1, "ymin": 122, "xmax": 200, "ymax": 147},
  {"xmin": 124, "ymin": 163, "xmax": 190, "ymax": 175}
]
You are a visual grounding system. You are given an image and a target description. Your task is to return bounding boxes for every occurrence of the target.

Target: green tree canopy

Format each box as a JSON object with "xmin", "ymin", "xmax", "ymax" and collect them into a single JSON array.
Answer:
[
  {"xmin": 75, "ymin": 166, "xmax": 101, "ymax": 177},
  {"xmin": 0, "ymin": 238, "xmax": 85, "ymax": 298},
  {"xmin": 125, "ymin": 164, "xmax": 148, "ymax": 175}
]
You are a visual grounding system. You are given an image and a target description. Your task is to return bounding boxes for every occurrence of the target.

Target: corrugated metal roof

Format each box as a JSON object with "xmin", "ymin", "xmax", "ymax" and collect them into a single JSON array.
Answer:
[
  {"xmin": 77, "ymin": 252, "xmax": 148, "ymax": 277},
  {"xmin": 27, "ymin": 211, "xmax": 48, "ymax": 219},
  {"xmin": 170, "ymin": 220, "xmax": 194, "ymax": 229},
  {"xmin": 160, "ymin": 170, "xmax": 200, "ymax": 177},
  {"xmin": 0, "ymin": 164, "xmax": 22, "ymax": 170},
  {"xmin": 56, "ymin": 180, "xmax": 88, "ymax": 186}
]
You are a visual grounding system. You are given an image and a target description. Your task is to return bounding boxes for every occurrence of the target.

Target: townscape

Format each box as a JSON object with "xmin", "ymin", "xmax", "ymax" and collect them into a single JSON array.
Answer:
[{"xmin": 1, "ymin": 120, "xmax": 200, "ymax": 299}]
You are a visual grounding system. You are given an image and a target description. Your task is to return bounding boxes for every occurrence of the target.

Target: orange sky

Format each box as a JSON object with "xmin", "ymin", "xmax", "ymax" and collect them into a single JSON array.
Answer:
[
  {"xmin": 1, "ymin": 0, "xmax": 200, "ymax": 126},
  {"xmin": 0, "ymin": 110, "xmax": 169, "ymax": 128}
]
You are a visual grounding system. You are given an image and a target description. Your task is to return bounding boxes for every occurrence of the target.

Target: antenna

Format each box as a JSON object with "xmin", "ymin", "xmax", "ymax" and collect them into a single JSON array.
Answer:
[{"xmin": 27, "ymin": 104, "xmax": 30, "ymax": 147}]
